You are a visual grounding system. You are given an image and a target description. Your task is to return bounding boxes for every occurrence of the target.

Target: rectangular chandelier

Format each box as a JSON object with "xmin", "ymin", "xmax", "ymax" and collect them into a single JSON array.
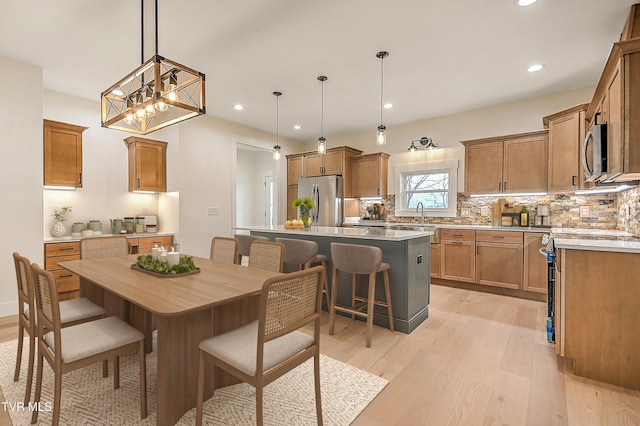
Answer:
[{"xmin": 101, "ymin": 54, "xmax": 205, "ymax": 135}]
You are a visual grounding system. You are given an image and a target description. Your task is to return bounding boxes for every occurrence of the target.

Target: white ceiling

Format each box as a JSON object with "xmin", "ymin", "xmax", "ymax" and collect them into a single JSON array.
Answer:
[{"xmin": 0, "ymin": 0, "xmax": 636, "ymax": 142}]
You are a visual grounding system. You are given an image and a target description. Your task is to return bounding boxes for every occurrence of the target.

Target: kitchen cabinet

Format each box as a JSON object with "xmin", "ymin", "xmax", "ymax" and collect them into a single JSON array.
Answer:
[
  {"xmin": 430, "ymin": 243, "xmax": 441, "ymax": 279},
  {"xmin": 462, "ymin": 131, "xmax": 548, "ymax": 195},
  {"xmin": 440, "ymin": 229, "xmax": 475, "ymax": 282},
  {"xmin": 523, "ymin": 232, "xmax": 548, "ymax": 293},
  {"xmin": 43, "ymin": 119, "xmax": 87, "ymax": 188},
  {"xmin": 351, "ymin": 152, "xmax": 390, "ymax": 198},
  {"xmin": 305, "ymin": 151, "xmax": 344, "ymax": 177},
  {"xmin": 475, "ymin": 230, "xmax": 523, "ymax": 290},
  {"xmin": 586, "ymin": 39, "xmax": 640, "ymax": 182},
  {"xmin": 44, "ymin": 242, "xmax": 81, "ymax": 300},
  {"xmin": 137, "ymin": 235, "xmax": 173, "ymax": 254},
  {"xmin": 124, "ymin": 136, "xmax": 167, "ymax": 192},
  {"xmin": 543, "ymin": 104, "xmax": 588, "ymax": 192},
  {"xmin": 287, "ymin": 155, "xmax": 303, "ymax": 184}
]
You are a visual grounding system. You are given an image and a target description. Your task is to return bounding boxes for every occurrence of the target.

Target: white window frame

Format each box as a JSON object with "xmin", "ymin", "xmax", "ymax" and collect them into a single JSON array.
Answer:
[{"xmin": 394, "ymin": 159, "xmax": 458, "ymax": 218}]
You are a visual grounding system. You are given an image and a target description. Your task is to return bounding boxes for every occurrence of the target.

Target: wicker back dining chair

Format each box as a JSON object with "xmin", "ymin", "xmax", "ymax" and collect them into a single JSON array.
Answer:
[
  {"xmin": 248, "ymin": 240, "xmax": 284, "ymax": 273},
  {"xmin": 234, "ymin": 234, "xmax": 269, "ymax": 265},
  {"xmin": 12, "ymin": 252, "xmax": 107, "ymax": 404},
  {"xmin": 196, "ymin": 265, "xmax": 325, "ymax": 426},
  {"xmin": 79, "ymin": 236, "xmax": 130, "ymax": 259},
  {"xmin": 30, "ymin": 263, "xmax": 147, "ymax": 426},
  {"xmin": 209, "ymin": 237, "xmax": 239, "ymax": 264}
]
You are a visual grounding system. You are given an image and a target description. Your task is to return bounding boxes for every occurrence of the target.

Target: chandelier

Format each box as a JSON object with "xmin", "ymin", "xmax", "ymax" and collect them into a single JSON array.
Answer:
[{"xmin": 101, "ymin": 0, "xmax": 205, "ymax": 135}]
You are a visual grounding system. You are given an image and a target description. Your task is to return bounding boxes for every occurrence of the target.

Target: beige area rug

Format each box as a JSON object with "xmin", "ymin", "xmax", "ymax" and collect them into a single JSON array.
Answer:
[{"xmin": 0, "ymin": 335, "xmax": 387, "ymax": 425}]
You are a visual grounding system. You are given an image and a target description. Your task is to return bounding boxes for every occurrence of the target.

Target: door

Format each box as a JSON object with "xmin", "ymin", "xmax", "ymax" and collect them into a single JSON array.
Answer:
[{"xmin": 263, "ymin": 173, "xmax": 274, "ymax": 227}]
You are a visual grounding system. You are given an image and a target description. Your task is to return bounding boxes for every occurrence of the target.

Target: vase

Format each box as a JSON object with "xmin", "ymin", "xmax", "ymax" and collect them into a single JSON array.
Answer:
[
  {"xmin": 301, "ymin": 215, "xmax": 312, "ymax": 228},
  {"xmin": 51, "ymin": 221, "xmax": 67, "ymax": 237}
]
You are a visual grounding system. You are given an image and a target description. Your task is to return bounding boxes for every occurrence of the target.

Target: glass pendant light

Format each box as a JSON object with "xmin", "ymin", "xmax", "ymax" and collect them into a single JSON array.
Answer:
[
  {"xmin": 317, "ymin": 75, "xmax": 327, "ymax": 154},
  {"xmin": 376, "ymin": 51, "xmax": 389, "ymax": 146},
  {"xmin": 273, "ymin": 91, "xmax": 282, "ymax": 161}
]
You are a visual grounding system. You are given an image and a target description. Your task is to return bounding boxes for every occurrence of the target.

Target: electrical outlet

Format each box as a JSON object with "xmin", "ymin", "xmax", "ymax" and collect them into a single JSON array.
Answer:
[
  {"xmin": 579, "ymin": 205, "xmax": 590, "ymax": 218},
  {"xmin": 142, "ymin": 207, "xmax": 149, "ymax": 214},
  {"xmin": 208, "ymin": 207, "xmax": 219, "ymax": 216},
  {"xmin": 461, "ymin": 208, "xmax": 471, "ymax": 217},
  {"xmin": 480, "ymin": 206, "xmax": 489, "ymax": 216}
]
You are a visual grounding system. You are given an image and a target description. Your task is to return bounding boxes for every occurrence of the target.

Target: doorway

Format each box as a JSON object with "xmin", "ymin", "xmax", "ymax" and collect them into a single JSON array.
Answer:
[{"xmin": 235, "ymin": 143, "xmax": 277, "ymax": 227}]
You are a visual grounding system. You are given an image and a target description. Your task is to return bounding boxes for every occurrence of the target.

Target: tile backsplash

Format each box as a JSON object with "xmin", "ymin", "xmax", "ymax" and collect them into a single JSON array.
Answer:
[{"xmin": 356, "ymin": 188, "xmax": 639, "ymax": 236}]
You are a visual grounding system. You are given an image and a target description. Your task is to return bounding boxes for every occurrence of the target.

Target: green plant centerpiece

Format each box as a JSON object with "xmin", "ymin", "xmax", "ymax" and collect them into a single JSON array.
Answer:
[
  {"xmin": 292, "ymin": 197, "xmax": 314, "ymax": 228},
  {"xmin": 51, "ymin": 206, "xmax": 72, "ymax": 237},
  {"xmin": 135, "ymin": 254, "xmax": 198, "ymax": 276}
]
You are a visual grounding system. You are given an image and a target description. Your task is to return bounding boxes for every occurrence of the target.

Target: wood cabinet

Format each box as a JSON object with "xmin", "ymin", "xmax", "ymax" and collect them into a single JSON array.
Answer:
[
  {"xmin": 124, "ymin": 136, "xmax": 167, "ymax": 192},
  {"xmin": 440, "ymin": 229, "xmax": 475, "ymax": 282},
  {"xmin": 430, "ymin": 243, "xmax": 441, "ymax": 279},
  {"xmin": 543, "ymin": 104, "xmax": 588, "ymax": 192},
  {"xmin": 475, "ymin": 230, "xmax": 523, "ymax": 290},
  {"xmin": 304, "ymin": 151, "xmax": 344, "ymax": 177},
  {"xmin": 350, "ymin": 152, "xmax": 390, "ymax": 198},
  {"xmin": 137, "ymin": 235, "xmax": 173, "ymax": 254},
  {"xmin": 462, "ymin": 131, "xmax": 548, "ymax": 195},
  {"xmin": 523, "ymin": 232, "xmax": 548, "ymax": 293},
  {"xmin": 286, "ymin": 155, "xmax": 304, "ymax": 220},
  {"xmin": 586, "ymin": 38, "xmax": 640, "ymax": 182},
  {"xmin": 44, "ymin": 241, "xmax": 81, "ymax": 300},
  {"xmin": 43, "ymin": 120, "xmax": 87, "ymax": 188}
]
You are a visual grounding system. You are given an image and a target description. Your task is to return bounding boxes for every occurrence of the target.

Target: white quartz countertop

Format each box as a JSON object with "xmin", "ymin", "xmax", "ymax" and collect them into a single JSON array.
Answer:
[
  {"xmin": 350, "ymin": 222, "xmax": 550, "ymax": 233},
  {"xmin": 236, "ymin": 225, "xmax": 433, "ymax": 241},
  {"xmin": 44, "ymin": 232, "xmax": 174, "ymax": 243},
  {"xmin": 551, "ymin": 228, "xmax": 640, "ymax": 253}
]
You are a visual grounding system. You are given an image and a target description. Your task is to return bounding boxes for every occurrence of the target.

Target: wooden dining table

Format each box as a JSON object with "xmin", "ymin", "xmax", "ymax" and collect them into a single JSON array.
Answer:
[{"xmin": 59, "ymin": 254, "xmax": 281, "ymax": 426}]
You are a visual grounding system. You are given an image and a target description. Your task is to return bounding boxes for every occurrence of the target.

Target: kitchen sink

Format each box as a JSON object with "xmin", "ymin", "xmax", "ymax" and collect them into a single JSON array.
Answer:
[{"xmin": 385, "ymin": 224, "xmax": 440, "ymax": 243}]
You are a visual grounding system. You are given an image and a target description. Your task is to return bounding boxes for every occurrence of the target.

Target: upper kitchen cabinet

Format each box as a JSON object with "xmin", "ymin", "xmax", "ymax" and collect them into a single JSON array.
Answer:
[
  {"xmin": 43, "ymin": 119, "xmax": 87, "ymax": 188},
  {"xmin": 586, "ymin": 37, "xmax": 640, "ymax": 182},
  {"xmin": 287, "ymin": 155, "xmax": 304, "ymax": 185},
  {"xmin": 543, "ymin": 104, "xmax": 588, "ymax": 192},
  {"xmin": 304, "ymin": 146, "xmax": 362, "ymax": 179},
  {"xmin": 351, "ymin": 152, "xmax": 390, "ymax": 198},
  {"xmin": 462, "ymin": 130, "xmax": 548, "ymax": 195},
  {"xmin": 124, "ymin": 136, "xmax": 167, "ymax": 192}
]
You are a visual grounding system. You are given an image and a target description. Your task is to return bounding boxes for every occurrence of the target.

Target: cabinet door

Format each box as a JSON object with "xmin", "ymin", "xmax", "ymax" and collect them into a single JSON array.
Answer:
[
  {"xmin": 351, "ymin": 155, "xmax": 382, "ymax": 197},
  {"xmin": 287, "ymin": 156, "xmax": 303, "ymax": 185},
  {"xmin": 503, "ymin": 135, "xmax": 548, "ymax": 193},
  {"xmin": 287, "ymin": 184, "xmax": 298, "ymax": 220},
  {"xmin": 430, "ymin": 243, "xmax": 441, "ymax": 279},
  {"xmin": 464, "ymin": 142, "xmax": 503, "ymax": 193},
  {"xmin": 523, "ymin": 233, "xmax": 548, "ymax": 294},
  {"xmin": 44, "ymin": 120, "xmax": 86, "ymax": 188},
  {"xmin": 548, "ymin": 112, "xmax": 582, "ymax": 192},
  {"xmin": 475, "ymin": 242, "xmax": 523, "ymax": 289},
  {"xmin": 441, "ymin": 240, "xmax": 475, "ymax": 282},
  {"xmin": 305, "ymin": 151, "xmax": 343, "ymax": 177},
  {"xmin": 125, "ymin": 137, "xmax": 167, "ymax": 192}
]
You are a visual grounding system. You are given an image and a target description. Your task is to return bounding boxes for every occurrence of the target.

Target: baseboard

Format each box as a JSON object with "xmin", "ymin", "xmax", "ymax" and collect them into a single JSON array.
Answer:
[{"xmin": 0, "ymin": 301, "xmax": 17, "ymax": 318}]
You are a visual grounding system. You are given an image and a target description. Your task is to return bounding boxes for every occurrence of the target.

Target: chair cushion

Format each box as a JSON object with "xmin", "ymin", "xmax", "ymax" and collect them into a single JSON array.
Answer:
[
  {"xmin": 59, "ymin": 297, "xmax": 106, "ymax": 324},
  {"xmin": 44, "ymin": 316, "xmax": 144, "ymax": 363},
  {"xmin": 199, "ymin": 321, "xmax": 314, "ymax": 376}
]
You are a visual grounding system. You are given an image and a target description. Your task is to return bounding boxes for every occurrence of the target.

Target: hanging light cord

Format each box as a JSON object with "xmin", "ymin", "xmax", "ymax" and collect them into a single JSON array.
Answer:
[
  {"xmin": 155, "ymin": 0, "xmax": 159, "ymax": 56},
  {"xmin": 140, "ymin": 0, "xmax": 144, "ymax": 64},
  {"xmin": 380, "ymin": 55, "xmax": 384, "ymax": 126},
  {"xmin": 276, "ymin": 94, "xmax": 279, "ymax": 145},
  {"xmin": 321, "ymin": 79, "xmax": 325, "ymax": 139}
]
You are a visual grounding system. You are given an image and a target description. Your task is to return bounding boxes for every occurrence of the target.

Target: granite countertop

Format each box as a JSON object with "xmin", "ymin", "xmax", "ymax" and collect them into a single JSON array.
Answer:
[
  {"xmin": 44, "ymin": 232, "xmax": 174, "ymax": 243},
  {"xmin": 236, "ymin": 225, "xmax": 433, "ymax": 242},
  {"xmin": 349, "ymin": 221, "xmax": 551, "ymax": 233}
]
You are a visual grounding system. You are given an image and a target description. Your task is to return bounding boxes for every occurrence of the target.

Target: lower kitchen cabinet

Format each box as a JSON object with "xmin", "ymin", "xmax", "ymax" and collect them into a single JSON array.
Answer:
[
  {"xmin": 441, "ymin": 229, "xmax": 475, "ymax": 282},
  {"xmin": 44, "ymin": 241, "xmax": 80, "ymax": 300},
  {"xmin": 523, "ymin": 232, "xmax": 548, "ymax": 293},
  {"xmin": 475, "ymin": 230, "xmax": 523, "ymax": 290},
  {"xmin": 430, "ymin": 243, "xmax": 441, "ymax": 279},
  {"xmin": 138, "ymin": 235, "xmax": 174, "ymax": 253}
]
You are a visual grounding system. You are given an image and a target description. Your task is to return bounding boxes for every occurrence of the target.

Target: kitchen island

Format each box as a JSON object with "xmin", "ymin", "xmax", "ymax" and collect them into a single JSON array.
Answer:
[{"xmin": 241, "ymin": 225, "xmax": 433, "ymax": 334}]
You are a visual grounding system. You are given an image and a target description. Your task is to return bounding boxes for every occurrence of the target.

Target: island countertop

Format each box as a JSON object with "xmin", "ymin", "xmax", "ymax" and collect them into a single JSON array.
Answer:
[{"xmin": 235, "ymin": 225, "xmax": 433, "ymax": 241}]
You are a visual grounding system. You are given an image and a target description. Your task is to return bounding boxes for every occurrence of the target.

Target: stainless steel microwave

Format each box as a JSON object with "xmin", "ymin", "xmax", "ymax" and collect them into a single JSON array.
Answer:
[{"xmin": 582, "ymin": 122, "xmax": 607, "ymax": 182}]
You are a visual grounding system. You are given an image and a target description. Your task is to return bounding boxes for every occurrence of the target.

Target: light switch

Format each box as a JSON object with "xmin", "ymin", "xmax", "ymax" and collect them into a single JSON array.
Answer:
[
  {"xmin": 208, "ymin": 207, "xmax": 219, "ymax": 216},
  {"xmin": 580, "ymin": 205, "xmax": 590, "ymax": 218},
  {"xmin": 461, "ymin": 208, "xmax": 471, "ymax": 217}
]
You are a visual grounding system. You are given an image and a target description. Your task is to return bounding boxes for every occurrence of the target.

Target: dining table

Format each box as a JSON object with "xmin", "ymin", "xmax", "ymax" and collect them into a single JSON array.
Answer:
[{"xmin": 59, "ymin": 254, "xmax": 281, "ymax": 426}]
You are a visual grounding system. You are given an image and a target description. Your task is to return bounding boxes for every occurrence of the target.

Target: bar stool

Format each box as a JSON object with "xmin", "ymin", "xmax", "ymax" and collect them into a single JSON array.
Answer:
[
  {"xmin": 275, "ymin": 238, "xmax": 318, "ymax": 270},
  {"xmin": 328, "ymin": 243, "xmax": 394, "ymax": 348},
  {"xmin": 311, "ymin": 254, "xmax": 330, "ymax": 301},
  {"xmin": 234, "ymin": 234, "xmax": 269, "ymax": 265}
]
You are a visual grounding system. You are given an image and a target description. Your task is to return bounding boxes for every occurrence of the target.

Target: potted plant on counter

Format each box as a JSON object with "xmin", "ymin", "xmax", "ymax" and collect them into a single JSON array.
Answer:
[
  {"xmin": 292, "ymin": 197, "xmax": 314, "ymax": 228},
  {"xmin": 51, "ymin": 206, "xmax": 72, "ymax": 237}
]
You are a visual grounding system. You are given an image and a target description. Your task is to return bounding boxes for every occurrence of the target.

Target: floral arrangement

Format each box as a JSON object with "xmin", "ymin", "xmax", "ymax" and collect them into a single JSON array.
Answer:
[
  {"xmin": 292, "ymin": 197, "xmax": 314, "ymax": 216},
  {"xmin": 52, "ymin": 206, "xmax": 72, "ymax": 223}
]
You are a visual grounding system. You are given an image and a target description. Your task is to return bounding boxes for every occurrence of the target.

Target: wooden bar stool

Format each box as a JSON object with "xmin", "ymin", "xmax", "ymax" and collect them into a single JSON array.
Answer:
[
  {"xmin": 328, "ymin": 243, "xmax": 394, "ymax": 348},
  {"xmin": 275, "ymin": 237, "xmax": 318, "ymax": 270}
]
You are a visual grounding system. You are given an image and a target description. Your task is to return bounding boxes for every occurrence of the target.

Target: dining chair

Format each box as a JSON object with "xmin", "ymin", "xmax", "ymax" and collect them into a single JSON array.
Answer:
[
  {"xmin": 248, "ymin": 240, "xmax": 284, "ymax": 272},
  {"xmin": 328, "ymin": 243, "xmax": 394, "ymax": 348},
  {"xmin": 30, "ymin": 263, "xmax": 147, "ymax": 426},
  {"xmin": 12, "ymin": 252, "xmax": 107, "ymax": 404},
  {"xmin": 209, "ymin": 236, "xmax": 239, "ymax": 264},
  {"xmin": 196, "ymin": 265, "xmax": 325, "ymax": 426},
  {"xmin": 79, "ymin": 235, "xmax": 130, "ymax": 259},
  {"xmin": 234, "ymin": 234, "xmax": 269, "ymax": 265}
]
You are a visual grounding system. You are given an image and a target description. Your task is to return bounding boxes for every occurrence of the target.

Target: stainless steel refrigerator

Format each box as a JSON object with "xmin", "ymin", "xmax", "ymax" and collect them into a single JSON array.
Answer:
[{"xmin": 297, "ymin": 175, "xmax": 343, "ymax": 227}]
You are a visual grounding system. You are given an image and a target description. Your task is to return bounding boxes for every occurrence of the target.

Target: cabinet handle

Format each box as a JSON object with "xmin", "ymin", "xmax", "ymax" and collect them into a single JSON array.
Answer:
[
  {"xmin": 79, "ymin": 172, "xmax": 82, "ymax": 185},
  {"xmin": 59, "ymin": 274, "xmax": 73, "ymax": 279},
  {"xmin": 452, "ymin": 241, "xmax": 462, "ymax": 245},
  {"xmin": 492, "ymin": 235, "xmax": 505, "ymax": 239},
  {"xmin": 503, "ymin": 181, "xmax": 507, "ymax": 191},
  {"xmin": 137, "ymin": 178, "xmax": 141, "ymax": 188},
  {"xmin": 477, "ymin": 246, "xmax": 479, "ymax": 254},
  {"xmin": 320, "ymin": 166, "xmax": 325, "ymax": 175},
  {"xmin": 453, "ymin": 233, "xmax": 463, "ymax": 237},
  {"xmin": 572, "ymin": 176, "xmax": 577, "ymax": 186},
  {"xmin": 59, "ymin": 247, "xmax": 74, "ymax": 251},
  {"xmin": 499, "ymin": 182, "xmax": 502, "ymax": 191}
]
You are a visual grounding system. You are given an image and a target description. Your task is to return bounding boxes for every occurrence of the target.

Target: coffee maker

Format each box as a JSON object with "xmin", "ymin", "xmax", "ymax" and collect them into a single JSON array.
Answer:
[{"xmin": 536, "ymin": 205, "xmax": 550, "ymax": 227}]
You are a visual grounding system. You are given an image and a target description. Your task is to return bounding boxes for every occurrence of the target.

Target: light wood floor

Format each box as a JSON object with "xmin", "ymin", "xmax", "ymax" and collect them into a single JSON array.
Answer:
[{"xmin": 1, "ymin": 284, "xmax": 639, "ymax": 425}]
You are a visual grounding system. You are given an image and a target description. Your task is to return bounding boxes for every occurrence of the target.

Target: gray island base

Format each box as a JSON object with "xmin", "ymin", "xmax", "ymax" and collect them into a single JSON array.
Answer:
[{"xmin": 245, "ymin": 226, "xmax": 432, "ymax": 334}]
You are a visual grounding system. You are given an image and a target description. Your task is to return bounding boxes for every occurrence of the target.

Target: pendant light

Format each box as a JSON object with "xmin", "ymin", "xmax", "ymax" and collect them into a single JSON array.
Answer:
[
  {"xmin": 273, "ymin": 91, "xmax": 282, "ymax": 160},
  {"xmin": 101, "ymin": 0, "xmax": 205, "ymax": 135},
  {"xmin": 376, "ymin": 51, "xmax": 389, "ymax": 146},
  {"xmin": 317, "ymin": 75, "xmax": 328, "ymax": 154}
]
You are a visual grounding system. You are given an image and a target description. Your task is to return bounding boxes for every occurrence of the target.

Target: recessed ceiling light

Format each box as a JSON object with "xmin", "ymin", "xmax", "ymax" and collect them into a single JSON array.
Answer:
[
  {"xmin": 293, "ymin": 124, "xmax": 302, "ymax": 130},
  {"xmin": 383, "ymin": 103, "xmax": 393, "ymax": 109},
  {"xmin": 518, "ymin": 0, "xmax": 537, "ymax": 6},
  {"xmin": 528, "ymin": 64, "xmax": 544, "ymax": 72},
  {"xmin": 233, "ymin": 104, "xmax": 244, "ymax": 110}
]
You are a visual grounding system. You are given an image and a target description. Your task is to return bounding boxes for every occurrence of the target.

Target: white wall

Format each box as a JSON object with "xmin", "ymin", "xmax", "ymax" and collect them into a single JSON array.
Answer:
[{"xmin": 0, "ymin": 56, "xmax": 43, "ymax": 316}]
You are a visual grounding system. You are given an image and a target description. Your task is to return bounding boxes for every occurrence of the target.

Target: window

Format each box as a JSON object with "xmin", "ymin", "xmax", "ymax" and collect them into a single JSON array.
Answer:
[{"xmin": 395, "ymin": 159, "xmax": 458, "ymax": 218}]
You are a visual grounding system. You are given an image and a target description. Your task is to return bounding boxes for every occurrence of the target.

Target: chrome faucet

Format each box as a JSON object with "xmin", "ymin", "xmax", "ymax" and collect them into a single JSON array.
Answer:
[{"xmin": 416, "ymin": 202, "xmax": 425, "ymax": 223}]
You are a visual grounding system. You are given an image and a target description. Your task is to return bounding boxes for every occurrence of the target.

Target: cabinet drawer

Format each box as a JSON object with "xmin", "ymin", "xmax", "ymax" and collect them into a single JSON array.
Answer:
[
  {"xmin": 476, "ymin": 230, "xmax": 523, "ymax": 244},
  {"xmin": 441, "ymin": 229, "xmax": 475, "ymax": 241},
  {"xmin": 45, "ymin": 242, "xmax": 80, "ymax": 257},
  {"xmin": 52, "ymin": 270, "xmax": 80, "ymax": 292},
  {"xmin": 128, "ymin": 238, "xmax": 139, "ymax": 248},
  {"xmin": 139, "ymin": 236, "xmax": 173, "ymax": 249},
  {"xmin": 45, "ymin": 254, "xmax": 80, "ymax": 271}
]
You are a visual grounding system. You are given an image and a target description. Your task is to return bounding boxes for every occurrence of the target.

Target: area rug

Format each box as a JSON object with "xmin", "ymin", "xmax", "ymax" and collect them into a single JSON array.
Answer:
[{"xmin": 0, "ymin": 335, "xmax": 387, "ymax": 425}]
